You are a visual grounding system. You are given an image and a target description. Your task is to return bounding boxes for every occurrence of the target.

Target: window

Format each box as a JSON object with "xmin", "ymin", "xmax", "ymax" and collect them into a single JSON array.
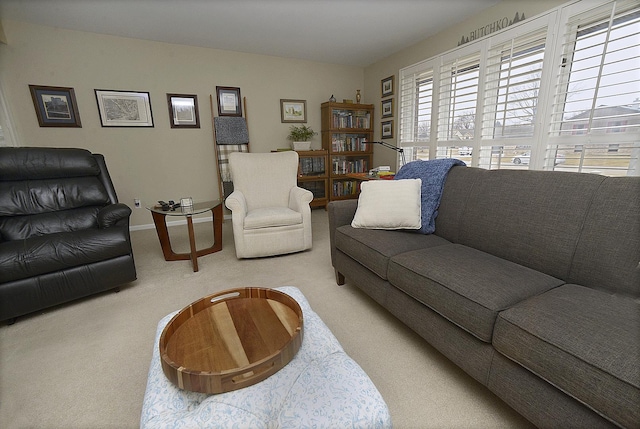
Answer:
[
  {"xmin": 398, "ymin": 0, "xmax": 640, "ymax": 176},
  {"xmin": 399, "ymin": 61, "xmax": 435, "ymax": 161}
]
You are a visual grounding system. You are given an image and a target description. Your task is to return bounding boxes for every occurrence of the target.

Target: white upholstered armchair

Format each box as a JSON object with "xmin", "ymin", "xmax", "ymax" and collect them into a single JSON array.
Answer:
[{"xmin": 225, "ymin": 151, "xmax": 313, "ymax": 258}]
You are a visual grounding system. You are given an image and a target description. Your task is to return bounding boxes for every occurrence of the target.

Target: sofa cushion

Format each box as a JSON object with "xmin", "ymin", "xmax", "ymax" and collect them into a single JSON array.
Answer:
[
  {"xmin": 0, "ymin": 177, "xmax": 110, "ymax": 217},
  {"xmin": 0, "ymin": 207, "xmax": 101, "ymax": 241},
  {"xmin": 388, "ymin": 244, "xmax": 564, "ymax": 342},
  {"xmin": 335, "ymin": 225, "xmax": 450, "ymax": 280},
  {"xmin": 0, "ymin": 227, "xmax": 132, "ymax": 283},
  {"xmin": 493, "ymin": 284, "xmax": 640, "ymax": 428},
  {"xmin": 0, "ymin": 147, "xmax": 100, "ymax": 181},
  {"xmin": 457, "ymin": 169, "xmax": 606, "ymax": 281},
  {"xmin": 568, "ymin": 176, "xmax": 640, "ymax": 297},
  {"xmin": 244, "ymin": 207, "xmax": 302, "ymax": 229},
  {"xmin": 351, "ymin": 179, "xmax": 422, "ymax": 230}
]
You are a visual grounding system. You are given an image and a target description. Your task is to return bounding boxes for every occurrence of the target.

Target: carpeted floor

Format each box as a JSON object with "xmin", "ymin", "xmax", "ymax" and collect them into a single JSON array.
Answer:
[{"xmin": 0, "ymin": 209, "xmax": 534, "ymax": 429}]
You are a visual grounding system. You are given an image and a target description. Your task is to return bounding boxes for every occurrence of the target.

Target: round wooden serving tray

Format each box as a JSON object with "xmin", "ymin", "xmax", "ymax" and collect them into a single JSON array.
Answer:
[{"xmin": 159, "ymin": 287, "xmax": 303, "ymax": 394}]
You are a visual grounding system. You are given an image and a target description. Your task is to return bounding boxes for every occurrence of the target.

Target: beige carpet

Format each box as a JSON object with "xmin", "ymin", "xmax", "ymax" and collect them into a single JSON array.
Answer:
[{"xmin": 0, "ymin": 209, "xmax": 534, "ymax": 429}]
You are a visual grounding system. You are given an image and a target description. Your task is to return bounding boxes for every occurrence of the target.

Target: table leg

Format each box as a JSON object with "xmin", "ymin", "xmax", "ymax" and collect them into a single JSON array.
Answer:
[
  {"xmin": 186, "ymin": 215, "xmax": 199, "ymax": 272},
  {"xmin": 151, "ymin": 210, "xmax": 177, "ymax": 261},
  {"xmin": 210, "ymin": 203, "xmax": 223, "ymax": 253}
]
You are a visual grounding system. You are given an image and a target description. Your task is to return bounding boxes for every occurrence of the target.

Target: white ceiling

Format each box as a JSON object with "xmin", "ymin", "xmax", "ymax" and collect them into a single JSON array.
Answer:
[{"xmin": 0, "ymin": 0, "xmax": 500, "ymax": 67}]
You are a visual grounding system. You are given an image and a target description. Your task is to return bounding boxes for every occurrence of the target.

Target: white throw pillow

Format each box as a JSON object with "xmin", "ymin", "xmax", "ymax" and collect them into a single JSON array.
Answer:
[{"xmin": 351, "ymin": 179, "xmax": 422, "ymax": 230}]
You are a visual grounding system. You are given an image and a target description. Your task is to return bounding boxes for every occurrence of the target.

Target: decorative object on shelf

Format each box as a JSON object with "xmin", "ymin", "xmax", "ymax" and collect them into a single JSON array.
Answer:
[
  {"xmin": 95, "ymin": 89, "xmax": 153, "ymax": 127},
  {"xmin": 343, "ymin": 99, "xmax": 353, "ymax": 104},
  {"xmin": 280, "ymin": 99, "xmax": 307, "ymax": 123},
  {"xmin": 167, "ymin": 94, "xmax": 200, "ymax": 128},
  {"xmin": 287, "ymin": 124, "xmax": 316, "ymax": 150},
  {"xmin": 329, "ymin": 94, "xmax": 336, "ymax": 102},
  {"xmin": 381, "ymin": 120, "xmax": 394, "ymax": 139},
  {"xmin": 356, "ymin": 90, "xmax": 361, "ymax": 104},
  {"xmin": 371, "ymin": 140, "xmax": 406, "ymax": 166},
  {"xmin": 216, "ymin": 86, "xmax": 242, "ymax": 116},
  {"xmin": 29, "ymin": 85, "xmax": 82, "ymax": 128},
  {"xmin": 381, "ymin": 75, "xmax": 394, "ymax": 97},
  {"xmin": 381, "ymin": 98, "xmax": 394, "ymax": 118}
]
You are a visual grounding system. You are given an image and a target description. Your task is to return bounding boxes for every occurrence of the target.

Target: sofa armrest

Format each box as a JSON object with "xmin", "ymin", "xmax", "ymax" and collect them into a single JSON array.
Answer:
[
  {"xmin": 327, "ymin": 200, "xmax": 358, "ymax": 269},
  {"xmin": 97, "ymin": 203, "xmax": 132, "ymax": 228}
]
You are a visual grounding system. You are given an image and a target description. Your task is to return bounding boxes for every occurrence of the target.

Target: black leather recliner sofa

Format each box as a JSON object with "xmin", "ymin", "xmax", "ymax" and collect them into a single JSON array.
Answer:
[{"xmin": 0, "ymin": 147, "xmax": 137, "ymax": 323}]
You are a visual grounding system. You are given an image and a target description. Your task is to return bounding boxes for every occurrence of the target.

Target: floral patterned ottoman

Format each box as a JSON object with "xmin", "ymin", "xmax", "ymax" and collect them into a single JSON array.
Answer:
[{"xmin": 140, "ymin": 286, "xmax": 392, "ymax": 428}]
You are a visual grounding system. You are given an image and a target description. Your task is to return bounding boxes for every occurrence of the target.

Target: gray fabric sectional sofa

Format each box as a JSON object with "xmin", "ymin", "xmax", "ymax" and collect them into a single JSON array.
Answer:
[{"xmin": 328, "ymin": 165, "xmax": 639, "ymax": 429}]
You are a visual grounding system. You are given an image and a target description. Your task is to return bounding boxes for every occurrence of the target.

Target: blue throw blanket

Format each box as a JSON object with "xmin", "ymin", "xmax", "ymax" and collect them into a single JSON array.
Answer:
[{"xmin": 394, "ymin": 159, "xmax": 466, "ymax": 234}]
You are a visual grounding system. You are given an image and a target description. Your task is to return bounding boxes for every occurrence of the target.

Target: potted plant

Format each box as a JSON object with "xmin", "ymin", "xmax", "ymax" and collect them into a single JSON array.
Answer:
[{"xmin": 287, "ymin": 125, "xmax": 317, "ymax": 150}]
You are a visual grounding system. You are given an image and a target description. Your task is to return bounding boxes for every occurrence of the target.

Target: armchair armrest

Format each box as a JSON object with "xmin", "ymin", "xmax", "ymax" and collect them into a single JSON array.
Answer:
[
  {"xmin": 289, "ymin": 187, "xmax": 313, "ymax": 212},
  {"xmin": 224, "ymin": 191, "xmax": 248, "ymax": 218},
  {"xmin": 97, "ymin": 203, "xmax": 132, "ymax": 228}
]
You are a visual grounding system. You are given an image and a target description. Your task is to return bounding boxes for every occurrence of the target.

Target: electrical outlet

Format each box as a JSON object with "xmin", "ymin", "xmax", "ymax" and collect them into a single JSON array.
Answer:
[{"xmin": 134, "ymin": 198, "xmax": 141, "ymax": 208}]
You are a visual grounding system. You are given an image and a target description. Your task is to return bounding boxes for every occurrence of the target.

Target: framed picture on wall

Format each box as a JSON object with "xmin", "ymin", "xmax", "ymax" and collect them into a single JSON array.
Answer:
[
  {"xmin": 381, "ymin": 75, "xmax": 394, "ymax": 97},
  {"xmin": 167, "ymin": 94, "xmax": 200, "ymax": 128},
  {"xmin": 381, "ymin": 98, "xmax": 394, "ymax": 118},
  {"xmin": 280, "ymin": 99, "xmax": 307, "ymax": 123},
  {"xmin": 29, "ymin": 85, "xmax": 82, "ymax": 127},
  {"xmin": 381, "ymin": 120, "xmax": 394, "ymax": 138},
  {"xmin": 95, "ymin": 90, "xmax": 154, "ymax": 127},
  {"xmin": 216, "ymin": 86, "xmax": 242, "ymax": 116}
]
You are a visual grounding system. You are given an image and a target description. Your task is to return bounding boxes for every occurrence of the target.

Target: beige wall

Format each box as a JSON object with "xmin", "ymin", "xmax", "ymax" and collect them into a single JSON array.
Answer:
[
  {"xmin": 364, "ymin": 0, "xmax": 569, "ymax": 169},
  {"xmin": 0, "ymin": 20, "xmax": 364, "ymax": 227}
]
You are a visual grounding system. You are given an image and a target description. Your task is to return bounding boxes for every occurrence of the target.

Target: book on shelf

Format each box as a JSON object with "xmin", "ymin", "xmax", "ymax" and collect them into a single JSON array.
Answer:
[
  {"xmin": 332, "ymin": 157, "xmax": 369, "ymax": 175},
  {"xmin": 332, "ymin": 180, "xmax": 359, "ymax": 196},
  {"xmin": 300, "ymin": 157, "xmax": 326, "ymax": 175},
  {"xmin": 331, "ymin": 111, "xmax": 371, "ymax": 129},
  {"xmin": 331, "ymin": 136, "xmax": 369, "ymax": 152}
]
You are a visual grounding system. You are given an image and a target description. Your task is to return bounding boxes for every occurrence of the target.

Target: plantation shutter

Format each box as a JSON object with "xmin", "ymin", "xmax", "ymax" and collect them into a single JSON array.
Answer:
[{"xmin": 399, "ymin": 61, "xmax": 435, "ymax": 146}]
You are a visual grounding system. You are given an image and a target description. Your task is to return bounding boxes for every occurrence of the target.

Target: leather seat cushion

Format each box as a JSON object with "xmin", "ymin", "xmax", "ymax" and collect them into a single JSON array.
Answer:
[
  {"xmin": 244, "ymin": 207, "xmax": 302, "ymax": 230},
  {"xmin": 0, "ymin": 227, "xmax": 131, "ymax": 283},
  {"xmin": 388, "ymin": 244, "xmax": 564, "ymax": 342},
  {"xmin": 493, "ymin": 284, "xmax": 640, "ymax": 428}
]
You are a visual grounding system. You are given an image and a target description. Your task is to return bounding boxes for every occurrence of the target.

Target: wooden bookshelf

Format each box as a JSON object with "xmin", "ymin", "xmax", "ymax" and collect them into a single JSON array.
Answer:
[
  {"xmin": 296, "ymin": 150, "xmax": 329, "ymax": 209},
  {"xmin": 321, "ymin": 102, "xmax": 374, "ymax": 201}
]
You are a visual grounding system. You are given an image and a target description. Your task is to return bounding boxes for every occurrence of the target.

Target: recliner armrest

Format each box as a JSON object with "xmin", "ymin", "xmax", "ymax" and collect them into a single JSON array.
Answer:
[{"xmin": 97, "ymin": 203, "xmax": 132, "ymax": 228}]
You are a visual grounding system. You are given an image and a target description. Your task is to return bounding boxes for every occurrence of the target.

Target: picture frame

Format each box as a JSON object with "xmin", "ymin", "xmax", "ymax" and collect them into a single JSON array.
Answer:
[
  {"xmin": 280, "ymin": 99, "xmax": 307, "ymax": 123},
  {"xmin": 381, "ymin": 98, "xmax": 394, "ymax": 118},
  {"xmin": 381, "ymin": 120, "xmax": 394, "ymax": 138},
  {"xmin": 29, "ymin": 85, "xmax": 82, "ymax": 127},
  {"xmin": 216, "ymin": 86, "xmax": 242, "ymax": 117},
  {"xmin": 95, "ymin": 90, "xmax": 153, "ymax": 127},
  {"xmin": 167, "ymin": 94, "xmax": 200, "ymax": 128},
  {"xmin": 381, "ymin": 75, "xmax": 395, "ymax": 97}
]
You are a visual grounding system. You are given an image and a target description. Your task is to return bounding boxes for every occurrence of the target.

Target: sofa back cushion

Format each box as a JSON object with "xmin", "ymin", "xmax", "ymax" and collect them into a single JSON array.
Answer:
[
  {"xmin": 455, "ymin": 169, "xmax": 606, "ymax": 281},
  {"xmin": 0, "ymin": 148, "xmax": 111, "ymax": 240},
  {"xmin": 435, "ymin": 166, "xmax": 487, "ymax": 243},
  {"xmin": 569, "ymin": 176, "xmax": 640, "ymax": 297}
]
